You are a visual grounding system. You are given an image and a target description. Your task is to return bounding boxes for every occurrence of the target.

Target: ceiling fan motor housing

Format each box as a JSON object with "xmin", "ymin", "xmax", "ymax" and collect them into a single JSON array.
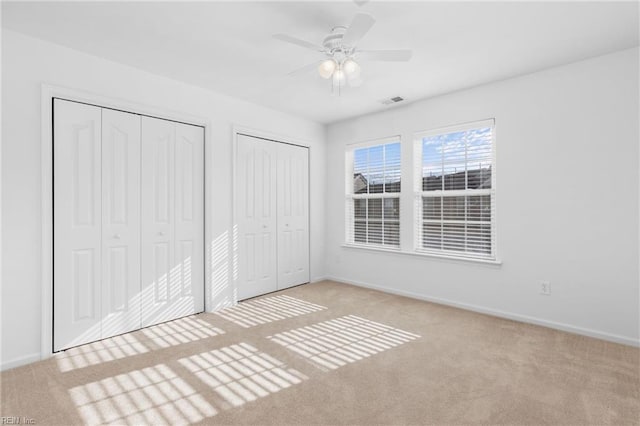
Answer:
[{"xmin": 323, "ymin": 27, "xmax": 353, "ymax": 56}]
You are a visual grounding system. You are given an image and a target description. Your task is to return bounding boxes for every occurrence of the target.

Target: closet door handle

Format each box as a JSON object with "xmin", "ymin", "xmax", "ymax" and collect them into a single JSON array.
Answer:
[
  {"xmin": 158, "ymin": 231, "xmax": 165, "ymax": 236},
  {"xmin": 113, "ymin": 234, "xmax": 121, "ymax": 240}
]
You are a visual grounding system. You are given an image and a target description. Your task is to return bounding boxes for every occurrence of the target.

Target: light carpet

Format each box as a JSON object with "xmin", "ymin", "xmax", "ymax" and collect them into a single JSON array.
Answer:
[{"xmin": 1, "ymin": 280, "xmax": 638, "ymax": 425}]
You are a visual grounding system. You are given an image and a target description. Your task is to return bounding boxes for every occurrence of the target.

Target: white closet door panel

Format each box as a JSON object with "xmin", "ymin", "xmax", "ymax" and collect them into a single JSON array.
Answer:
[
  {"xmin": 53, "ymin": 99, "xmax": 102, "ymax": 351},
  {"xmin": 174, "ymin": 123, "xmax": 204, "ymax": 313},
  {"xmin": 141, "ymin": 117, "xmax": 204, "ymax": 327},
  {"xmin": 101, "ymin": 108, "xmax": 141, "ymax": 339},
  {"xmin": 236, "ymin": 135, "xmax": 277, "ymax": 300},
  {"xmin": 141, "ymin": 116, "xmax": 176, "ymax": 327},
  {"xmin": 277, "ymin": 143, "xmax": 310, "ymax": 289}
]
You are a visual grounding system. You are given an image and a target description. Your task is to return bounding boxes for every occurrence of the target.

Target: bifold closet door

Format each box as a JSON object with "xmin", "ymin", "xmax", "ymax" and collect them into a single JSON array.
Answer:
[
  {"xmin": 236, "ymin": 134, "xmax": 278, "ymax": 300},
  {"xmin": 140, "ymin": 116, "xmax": 204, "ymax": 327},
  {"xmin": 54, "ymin": 99, "xmax": 103, "ymax": 351},
  {"xmin": 54, "ymin": 100, "xmax": 204, "ymax": 351},
  {"xmin": 54, "ymin": 101, "xmax": 142, "ymax": 351},
  {"xmin": 276, "ymin": 142, "xmax": 310, "ymax": 289}
]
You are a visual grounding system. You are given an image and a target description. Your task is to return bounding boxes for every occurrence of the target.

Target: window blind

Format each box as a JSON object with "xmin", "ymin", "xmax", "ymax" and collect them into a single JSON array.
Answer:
[
  {"xmin": 415, "ymin": 120, "xmax": 495, "ymax": 259},
  {"xmin": 346, "ymin": 139, "xmax": 401, "ymax": 247}
]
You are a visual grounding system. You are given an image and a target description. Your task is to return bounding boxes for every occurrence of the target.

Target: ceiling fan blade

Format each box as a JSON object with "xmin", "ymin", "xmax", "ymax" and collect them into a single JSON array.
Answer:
[
  {"xmin": 273, "ymin": 34, "xmax": 323, "ymax": 51},
  {"xmin": 358, "ymin": 49, "xmax": 413, "ymax": 62},
  {"xmin": 287, "ymin": 60, "xmax": 323, "ymax": 76},
  {"xmin": 342, "ymin": 13, "xmax": 376, "ymax": 46}
]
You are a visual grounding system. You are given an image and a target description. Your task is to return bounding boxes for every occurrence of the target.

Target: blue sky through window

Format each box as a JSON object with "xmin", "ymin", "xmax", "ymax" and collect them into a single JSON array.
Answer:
[
  {"xmin": 422, "ymin": 127, "xmax": 492, "ymax": 178},
  {"xmin": 353, "ymin": 142, "xmax": 401, "ymax": 188}
]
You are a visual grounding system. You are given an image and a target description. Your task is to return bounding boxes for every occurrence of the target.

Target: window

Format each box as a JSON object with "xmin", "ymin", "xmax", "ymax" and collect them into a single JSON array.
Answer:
[
  {"xmin": 346, "ymin": 138, "xmax": 401, "ymax": 248},
  {"xmin": 415, "ymin": 120, "xmax": 495, "ymax": 259}
]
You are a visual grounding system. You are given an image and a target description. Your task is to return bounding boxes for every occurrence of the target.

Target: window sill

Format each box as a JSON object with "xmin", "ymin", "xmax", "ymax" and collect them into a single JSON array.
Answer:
[{"xmin": 341, "ymin": 243, "xmax": 502, "ymax": 266}]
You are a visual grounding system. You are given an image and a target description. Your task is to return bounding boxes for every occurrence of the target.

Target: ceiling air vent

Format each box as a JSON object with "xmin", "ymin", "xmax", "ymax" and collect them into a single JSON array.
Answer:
[{"xmin": 380, "ymin": 96, "xmax": 404, "ymax": 105}]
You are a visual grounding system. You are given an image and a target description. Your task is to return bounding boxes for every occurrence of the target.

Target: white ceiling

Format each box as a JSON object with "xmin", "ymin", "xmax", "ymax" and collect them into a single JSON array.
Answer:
[{"xmin": 2, "ymin": 1, "xmax": 638, "ymax": 124}]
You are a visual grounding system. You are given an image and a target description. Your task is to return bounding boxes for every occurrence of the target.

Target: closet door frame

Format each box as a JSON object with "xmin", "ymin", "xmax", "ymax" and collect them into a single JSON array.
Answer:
[
  {"xmin": 40, "ymin": 84, "xmax": 211, "ymax": 359},
  {"xmin": 232, "ymin": 126, "xmax": 312, "ymax": 300}
]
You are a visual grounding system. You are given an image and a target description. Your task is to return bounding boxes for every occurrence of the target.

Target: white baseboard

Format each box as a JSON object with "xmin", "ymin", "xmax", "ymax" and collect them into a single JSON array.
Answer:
[
  {"xmin": 327, "ymin": 276, "xmax": 640, "ymax": 348},
  {"xmin": 310, "ymin": 276, "xmax": 328, "ymax": 283},
  {"xmin": 0, "ymin": 353, "xmax": 41, "ymax": 372}
]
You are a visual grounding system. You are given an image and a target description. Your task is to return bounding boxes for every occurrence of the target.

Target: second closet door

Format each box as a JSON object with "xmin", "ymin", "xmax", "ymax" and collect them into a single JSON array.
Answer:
[
  {"xmin": 236, "ymin": 134, "xmax": 278, "ymax": 300},
  {"xmin": 235, "ymin": 134, "xmax": 310, "ymax": 300},
  {"xmin": 141, "ymin": 116, "xmax": 204, "ymax": 327},
  {"xmin": 277, "ymin": 142, "xmax": 310, "ymax": 289}
]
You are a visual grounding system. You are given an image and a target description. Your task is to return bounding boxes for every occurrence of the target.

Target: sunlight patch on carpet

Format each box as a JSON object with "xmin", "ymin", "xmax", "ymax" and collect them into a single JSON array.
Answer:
[
  {"xmin": 267, "ymin": 315, "xmax": 420, "ymax": 370},
  {"xmin": 141, "ymin": 316, "xmax": 225, "ymax": 348},
  {"xmin": 56, "ymin": 316, "xmax": 225, "ymax": 372},
  {"xmin": 56, "ymin": 334, "xmax": 150, "ymax": 373},
  {"xmin": 213, "ymin": 295, "xmax": 326, "ymax": 327},
  {"xmin": 69, "ymin": 364, "xmax": 217, "ymax": 425},
  {"xmin": 178, "ymin": 342, "xmax": 308, "ymax": 409}
]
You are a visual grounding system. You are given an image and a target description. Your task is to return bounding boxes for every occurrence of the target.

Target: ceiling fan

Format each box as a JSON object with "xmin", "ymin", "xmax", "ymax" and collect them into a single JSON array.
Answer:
[{"xmin": 273, "ymin": 13, "xmax": 412, "ymax": 93}]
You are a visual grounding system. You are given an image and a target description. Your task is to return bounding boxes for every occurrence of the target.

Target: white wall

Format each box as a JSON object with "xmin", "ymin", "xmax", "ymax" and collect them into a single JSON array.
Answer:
[
  {"xmin": 326, "ymin": 48, "xmax": 640, "ymax": 345},
  {"xmin": 2, "ymin": 28, "xmax": 637, "ymax": 372},
  {"xmin": 0, "ymin": 29, "xmax": 326, "ymax": 369}
]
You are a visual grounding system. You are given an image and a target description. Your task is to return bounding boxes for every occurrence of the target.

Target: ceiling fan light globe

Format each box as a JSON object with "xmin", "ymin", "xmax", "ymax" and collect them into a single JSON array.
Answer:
[
  {"xmin": 333, "ymin": 69, "xmax": 346, "ymax": 87},
  {"xmin": 318, "ymin": 59, "xmax": 337, "ymax": 79},
  {"xmin": 343, "ymin": 58, "xmax": 361, "ymax": 77}
]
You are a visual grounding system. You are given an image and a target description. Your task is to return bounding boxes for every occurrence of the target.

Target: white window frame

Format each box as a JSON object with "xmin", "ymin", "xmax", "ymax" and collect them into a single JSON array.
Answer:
[
  {"xmin": 345, "ymin": 136, "xmax": 401, "ymax": 249},
  {"xmin": 413, "ymin": 119, "xmax": 497, "ymax": 260}
]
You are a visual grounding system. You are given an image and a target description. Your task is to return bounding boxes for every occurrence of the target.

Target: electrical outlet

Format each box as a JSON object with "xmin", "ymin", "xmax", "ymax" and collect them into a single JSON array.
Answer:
[{"xmin": 540, "ymin": 281, "xmax": 551, "ymax": 295}]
